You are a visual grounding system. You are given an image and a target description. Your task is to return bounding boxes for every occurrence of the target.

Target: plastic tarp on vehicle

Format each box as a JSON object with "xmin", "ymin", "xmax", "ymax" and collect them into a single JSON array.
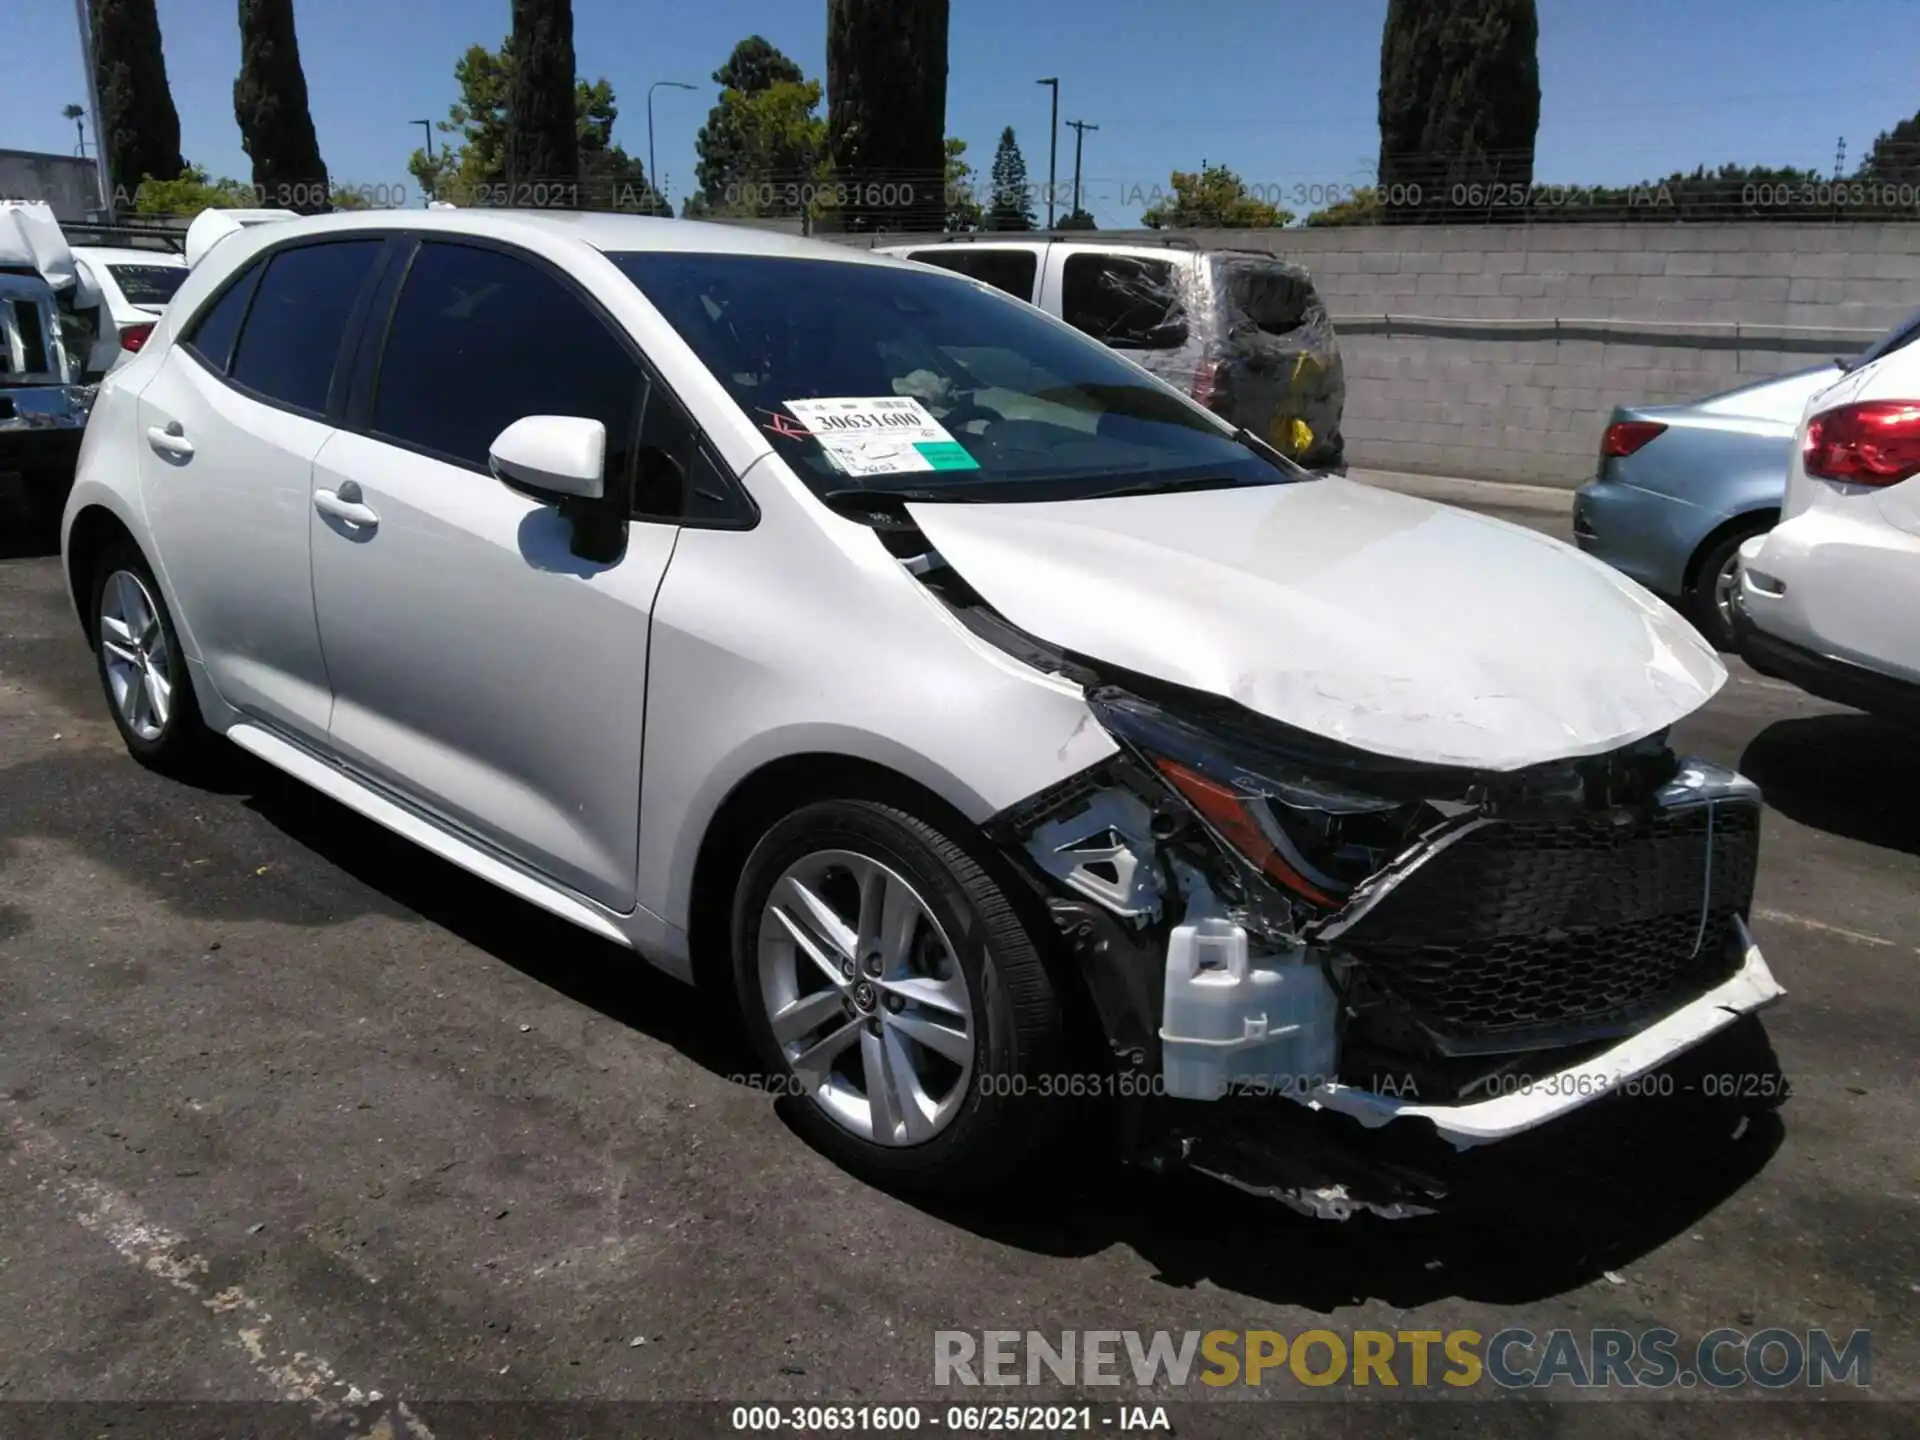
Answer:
[
  {"xmin": 0, "ymin": 202, "xmax": 77, "ymax": 291},
  {"xmin": 1074, "ymin": 250, "xmax": 1347, "ymax": 471}
]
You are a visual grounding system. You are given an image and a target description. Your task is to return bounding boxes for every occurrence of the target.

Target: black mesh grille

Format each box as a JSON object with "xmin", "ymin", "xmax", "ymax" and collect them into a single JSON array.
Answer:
[{"xmin": 1338, "ymin": 800, "xmax": 1761, "ymax": 1044}]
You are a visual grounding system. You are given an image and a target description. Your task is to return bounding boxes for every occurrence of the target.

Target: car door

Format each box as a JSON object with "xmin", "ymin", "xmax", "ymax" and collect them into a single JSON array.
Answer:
[
  {"xmin": 307, "ymin": 237, "xmax": 686, "ymax": 912},
  {"xmin": 137, "ymin": 237, "xmax": 386, "ymax": 743}
]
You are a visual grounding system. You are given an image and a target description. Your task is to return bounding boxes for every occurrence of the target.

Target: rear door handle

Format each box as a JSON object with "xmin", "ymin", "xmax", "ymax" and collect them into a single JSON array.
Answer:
[
  {"xmin": 146, "ymin": 421, "xmax": 193, "ymax": 459},
  {"xmin": 314, "ymin": 485, "xmax": 380, "ymax": 530}
]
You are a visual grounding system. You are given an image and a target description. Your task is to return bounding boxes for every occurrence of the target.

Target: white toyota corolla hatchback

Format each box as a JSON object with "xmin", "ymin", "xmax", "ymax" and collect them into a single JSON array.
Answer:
[{"xmin": 62, "ymin": 211, "xmax": 1781, "ymax": 1217}]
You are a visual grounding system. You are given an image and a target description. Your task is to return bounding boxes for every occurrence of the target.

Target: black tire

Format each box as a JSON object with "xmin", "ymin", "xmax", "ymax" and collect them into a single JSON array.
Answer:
[
  {"xmin": 90, "ymin": 540, "xmax": 209, "ymax": 775},
  {"xmin": 731, "ymin": 797, "xmax": 1065, "ymax": 1191},
  {"xmin": 1688, "ymin": 518, "xmax": 1773, "ymax": 652}
]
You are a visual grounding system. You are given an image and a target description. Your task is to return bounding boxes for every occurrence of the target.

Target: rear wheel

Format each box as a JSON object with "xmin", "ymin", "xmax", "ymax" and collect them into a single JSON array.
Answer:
[
  {"xmin": 731, "ymin": 798, "xmax": 1065, "ymax": 1190},
  {"xmin": 1688, "ymin": 518, "xmax": 1773, "ymax": 651},
  {"xmin": 91, "ymin": 542, "xmax": 208, "ymax": 773}
]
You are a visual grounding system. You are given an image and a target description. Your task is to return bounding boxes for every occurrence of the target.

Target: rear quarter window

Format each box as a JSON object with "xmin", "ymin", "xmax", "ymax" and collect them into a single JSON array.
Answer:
[
  {"xmin": 1217, "ymin": 259, "xmax": 1319, "ymax": 337},
  {"xmin": 1060, "ymin": 254, "xmax": 1188, "ymax": 350}
]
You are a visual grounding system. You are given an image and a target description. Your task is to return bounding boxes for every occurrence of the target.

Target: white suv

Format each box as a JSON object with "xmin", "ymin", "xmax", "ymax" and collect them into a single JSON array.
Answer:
[
  {"xmin": 64, "ymin": 210, "xmax": 1778, "ymax": 1217},
  {"xmin": 1736, "ymin": 342, "xmax": 1920, "ymax": 722}
]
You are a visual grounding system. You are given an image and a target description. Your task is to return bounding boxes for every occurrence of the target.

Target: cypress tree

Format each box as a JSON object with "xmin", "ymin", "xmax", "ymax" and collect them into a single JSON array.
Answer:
[
  {"xmin": 1377, "ymin": 0, "xmax": 1540, "ymax": 222},
  {"xmin": 234, "ymin": 0, "xmax": 329, "ymax": 213},
  {"xmin": 826, "ymin": 0, "xmax": 949, "ymax": 232},
  {"xmin": 507, "ymin": 0, "xmax": 579, "ymax": 202},
  {"xmin": 90, "ymin": 0, "xmax": 185, "ymax": 208},
  {"xmin": 989, "ymin": 128, "xmax": 1035, "ymax": 231}
]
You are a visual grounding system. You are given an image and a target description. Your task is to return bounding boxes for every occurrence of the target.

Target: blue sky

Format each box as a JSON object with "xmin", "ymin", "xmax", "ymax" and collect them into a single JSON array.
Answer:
[{"xmin": 8, "ymin": 0, "xmax": 1920, "ymax": 225}]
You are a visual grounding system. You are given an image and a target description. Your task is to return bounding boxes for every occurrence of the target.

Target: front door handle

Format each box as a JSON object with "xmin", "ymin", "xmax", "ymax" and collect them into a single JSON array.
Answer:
[
  {"xmin": 314, "ymin": 486, "xmax": 380, "ymax": 530},
  {"xmin": 145, "ymin": 421, "xmax": 193, "ymax": 459}
]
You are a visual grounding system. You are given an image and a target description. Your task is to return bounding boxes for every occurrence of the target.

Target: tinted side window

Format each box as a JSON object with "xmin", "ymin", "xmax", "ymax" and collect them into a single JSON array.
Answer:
[
  {"xmin": 1061, "ymin": 254, "xmax": 1188, "ymax": 350},
  {"xmin": 183, "ymin": 262, "xmax": 263, "ymax": 374},
  {"xmin": 371, "ymin": 242, "xmax": 641, "ymax": 476},
  {"xmin": 908, "ymin": 248, "xmax": 1038, "ymax": 301},
  {"xmin": 230, "ymin": 242, "xmax": 382, "ymax": 412}
]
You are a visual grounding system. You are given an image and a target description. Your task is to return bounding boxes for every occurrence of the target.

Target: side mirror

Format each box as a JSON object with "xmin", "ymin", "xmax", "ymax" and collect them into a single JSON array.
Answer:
[{"xmin": 489, "ymin": 415, "xmax": 607, "ymax": 501}]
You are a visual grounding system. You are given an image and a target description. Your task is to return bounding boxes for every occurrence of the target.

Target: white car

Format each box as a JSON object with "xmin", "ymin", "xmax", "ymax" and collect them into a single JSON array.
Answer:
[
  {"xmin": 69, "ymin": 243, "xmax": 190, "ymax": 378},
  {"xmin": 1736, "ymin": 341, "xmax": 1920, "ymax": 723},
  {"xmin": 62, "ymin": 210, "xmax": 1781, "ymax": 1217}
]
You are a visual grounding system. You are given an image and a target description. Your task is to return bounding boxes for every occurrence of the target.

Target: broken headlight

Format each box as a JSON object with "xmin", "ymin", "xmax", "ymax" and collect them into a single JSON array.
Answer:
[{"xmin": 1089, "ymin": 688, "xmax": 1443, "ymax": 912}]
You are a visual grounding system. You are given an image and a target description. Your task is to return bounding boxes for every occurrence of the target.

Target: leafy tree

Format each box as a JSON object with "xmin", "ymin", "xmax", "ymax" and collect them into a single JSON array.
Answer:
[
  {"xmin": 1377, "ymin": 0, "xmax": 1539, "ymax": 222},
  {"xmin": 234, "ymin": 0, "xmax": 329, "ymax": 213},
  {"xmin": 943, "ymin": 137, "xmax": 982, "ymax": 231},
  {"xmin": 726, "ymin": 79, "xmax": 830, "ymax": 219},
  {"xmin": 1304, "ymin": 187, "xmax": 1381, "ymax": 226},
  {"xmin": 989, "ymin": 127, "xmax": 1034, "ymax": 231},
  {"xmin": 694, "ymin": 37, "xmax": 804, "ymax": 208},
  {"xmin": 1859, "ymin": 113, "xmax": 1920, "ymax": 188},
  {"xmin": 826, "ymin": 0, "xmax": 950, "ymax": 232},
  {"xmin": 91, "ymin": 0, "xmax": 185, "ymax": 211},
  {"xmin": 408, "ymin": 39, "xmax": 663, "ymax": 212},
  {"xmin": 507, "ymin": 0, "xmax": 579, "ymax": 199},
  {"xmin": 130, "ymin": 164, "xmax": 252, "ymax": 216},
  {"xmin": 1056, "ymin": 208, "xmax": 1097, "ymax": 230},
  {"xmin": 1141, "ymin": 164, "xmax": 1292, "ymax": 228}
]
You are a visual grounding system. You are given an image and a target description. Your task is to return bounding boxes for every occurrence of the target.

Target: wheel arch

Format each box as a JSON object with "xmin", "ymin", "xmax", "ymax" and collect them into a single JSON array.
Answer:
[
  {"xmin": 1684, "ymin": 506, "xmax": 1780, "ymax": 597},
  {"xmin": 64, "ymin": 502, "xmax": 142, "ymax": 648}
]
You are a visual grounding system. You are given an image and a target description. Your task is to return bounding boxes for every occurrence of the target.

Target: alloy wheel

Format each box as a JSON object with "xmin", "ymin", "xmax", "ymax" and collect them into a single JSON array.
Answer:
[
  {"xmin": 99, "ymin": 568, "xmax": 173, "ymax": 743},
  {"xmin": 757, "ymin": 849, "xmax": 975, "ymax": 1145},
  {"xmin": 1712, "ymin": 550, "xmax": 1743, "ymax": 637}
]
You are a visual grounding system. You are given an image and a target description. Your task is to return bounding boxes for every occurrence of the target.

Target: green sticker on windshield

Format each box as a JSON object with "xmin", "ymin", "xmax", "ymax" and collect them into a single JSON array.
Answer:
[{"xmin": 915, "ymin": 441, "xmax": 979, "ymax": 471}]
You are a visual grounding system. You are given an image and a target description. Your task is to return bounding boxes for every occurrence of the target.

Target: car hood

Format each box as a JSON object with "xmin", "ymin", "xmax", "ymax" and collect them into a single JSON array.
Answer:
[{"xmin": 906, "ymin": 478, "xmax": 1726, "ymax": 771}]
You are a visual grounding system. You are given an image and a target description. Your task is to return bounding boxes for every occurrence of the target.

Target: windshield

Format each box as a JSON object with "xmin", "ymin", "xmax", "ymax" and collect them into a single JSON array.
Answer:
[
  {"xmin": 611, "ymin": 252, "xmax": 1295, "ymax": 501},
  {"xmin": 107, "ymin": 264, "xmax": 188, "ymax": 308}
]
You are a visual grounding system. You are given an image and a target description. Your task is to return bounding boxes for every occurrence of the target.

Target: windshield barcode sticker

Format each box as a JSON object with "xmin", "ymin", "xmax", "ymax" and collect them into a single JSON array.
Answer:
[{"xmin": 782, "ymin": 397, "xmax": 981, "ymax": 477}]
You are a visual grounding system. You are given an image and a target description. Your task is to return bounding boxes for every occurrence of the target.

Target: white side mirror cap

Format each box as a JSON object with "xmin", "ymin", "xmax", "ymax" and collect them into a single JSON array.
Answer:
[{"xmin": 489, "ymin": 415, "xmax": 607, "ymax": 500}]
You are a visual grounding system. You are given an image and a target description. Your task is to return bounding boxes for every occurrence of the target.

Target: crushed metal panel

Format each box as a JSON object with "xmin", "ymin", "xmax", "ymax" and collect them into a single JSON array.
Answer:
[{"xmin": 905, "ymin": 480, "xmax": 1727, "ymax": 771}]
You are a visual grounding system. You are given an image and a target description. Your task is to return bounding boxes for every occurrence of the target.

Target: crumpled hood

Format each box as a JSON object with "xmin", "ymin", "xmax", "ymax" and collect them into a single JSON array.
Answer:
[{"xmin": 907, "ymin": 478, "xmax": 1725, "ymax": 771}]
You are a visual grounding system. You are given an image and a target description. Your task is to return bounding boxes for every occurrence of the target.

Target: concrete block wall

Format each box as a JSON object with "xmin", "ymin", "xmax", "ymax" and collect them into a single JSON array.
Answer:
[{"xmin": 833, "ymin": 223, "xmax": 1920, "ymax": 487}]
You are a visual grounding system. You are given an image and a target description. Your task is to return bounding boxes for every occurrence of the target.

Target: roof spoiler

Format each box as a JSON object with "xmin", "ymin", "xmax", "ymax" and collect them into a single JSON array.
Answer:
[{"xmin": 184, "ymin": 208, "xmax": 301, "ymax": 268}]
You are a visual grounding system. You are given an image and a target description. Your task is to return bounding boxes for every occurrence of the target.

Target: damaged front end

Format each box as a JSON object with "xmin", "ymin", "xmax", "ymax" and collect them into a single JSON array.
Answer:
[{"xmin": 989, "ymin": 678, "xmax": 1780, "ymax": 1221}]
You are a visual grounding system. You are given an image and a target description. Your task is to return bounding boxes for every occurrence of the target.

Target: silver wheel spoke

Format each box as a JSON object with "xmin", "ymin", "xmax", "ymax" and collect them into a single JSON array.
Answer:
[
  {"xmin": 876, "ymin": 972, "xmax": 968, "ymax": 1019},
  {"xmin": 777, "ymin": 874, "xmax": 859, "ymax": 967},
  {"xmin": 143, "ymin": 664, "xmax": 172, "ymax": 728},
  {"xmin": 769, "ymin": 986, "xmax": 848, "ymax": 1047},
  {"xmin": 861, "ymin": 1024, "xmax": 932, "ymax": 1144},
  {"xmin": 789, "ymin": 1017, "xmax": 862, "ymax": 1088},
  {"xmin": 101, "ymin": 635, "xmax": 141, "ymax": 669},
  {"xmin": 857, "ymin": 860, "xmax": 922, "ymax": 972},
  {"xmin": 768, "ymin": 894, "xmax": 853, "ymax": 991},
  {"xmin": 886, "ymin": 1008, "xmax": 973, "ymax": 1066}
]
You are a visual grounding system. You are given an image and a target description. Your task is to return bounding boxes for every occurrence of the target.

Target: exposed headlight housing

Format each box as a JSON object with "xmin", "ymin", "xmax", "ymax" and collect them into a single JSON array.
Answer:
[{"xmin": 1088, "ymin": 688, "xmax": 1444, "ymax": 914}]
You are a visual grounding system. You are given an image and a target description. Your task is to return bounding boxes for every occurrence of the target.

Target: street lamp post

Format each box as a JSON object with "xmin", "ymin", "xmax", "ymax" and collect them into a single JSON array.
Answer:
[
  {"xmin": 1035, "ymin": 77, "xmax": 1059, "ymax": 228},
  {"xmin": 648, "ymin": 81, "xmax": 698, "ymax": 215}
]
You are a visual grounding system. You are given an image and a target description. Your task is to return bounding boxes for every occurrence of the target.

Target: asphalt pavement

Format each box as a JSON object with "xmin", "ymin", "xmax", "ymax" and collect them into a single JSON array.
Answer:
[{"xmin": 1, "ymin": 496, "xmax": 1915, "ymax": 1439}]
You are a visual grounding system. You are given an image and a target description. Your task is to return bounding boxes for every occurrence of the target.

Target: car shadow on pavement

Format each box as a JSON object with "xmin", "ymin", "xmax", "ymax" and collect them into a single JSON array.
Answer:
[
  {"xmin": 901, "ymin": 1020, "xmax": 1788, "ymax": 1311},
  {"xmin": 221, "ymin": 744, "xmax": 756, "ymax": 1076},
  {"xmin": 1740, "ymin": 711, "xmax": 1920, "ymax": 855}
]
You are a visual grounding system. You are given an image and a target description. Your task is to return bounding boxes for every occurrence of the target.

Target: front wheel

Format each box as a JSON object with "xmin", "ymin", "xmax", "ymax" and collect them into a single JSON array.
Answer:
[{"xmin": 731, "ymin": 798, "xmax": 1066, "ymax": 1190}]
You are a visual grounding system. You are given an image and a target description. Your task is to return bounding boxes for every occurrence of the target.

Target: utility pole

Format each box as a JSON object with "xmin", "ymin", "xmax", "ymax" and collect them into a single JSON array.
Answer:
[
  {"xmin": 1035, "ymin": 77, "xmax": 1059, "ymax": 228},
  {"xmin": 73, "ymin": 0, "xmax": 112, "ymax": 217},
  {"xmin": 1066, "ymin": 119, "xmax": 1098, "ymax": 219}
]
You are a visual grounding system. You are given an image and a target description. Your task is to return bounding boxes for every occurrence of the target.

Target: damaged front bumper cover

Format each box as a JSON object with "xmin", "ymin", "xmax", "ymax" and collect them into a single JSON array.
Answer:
[{"xmin": 1300, "ymin": 916, "xmax": 1781, "ymax": 1148}]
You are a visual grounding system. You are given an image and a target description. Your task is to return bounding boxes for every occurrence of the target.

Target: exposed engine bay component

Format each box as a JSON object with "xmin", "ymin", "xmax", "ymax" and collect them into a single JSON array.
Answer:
[{"xmin": 903, "ymin": 515, "xmax": 1778, "ymax": 1217}]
